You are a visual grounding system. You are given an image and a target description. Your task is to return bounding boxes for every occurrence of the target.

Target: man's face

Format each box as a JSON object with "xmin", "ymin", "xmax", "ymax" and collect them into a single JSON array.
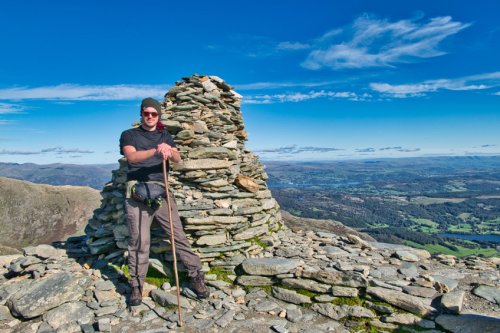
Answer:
[{"xmin": 142, "ymin": 106, "xmax": 159, "ymax": 128}]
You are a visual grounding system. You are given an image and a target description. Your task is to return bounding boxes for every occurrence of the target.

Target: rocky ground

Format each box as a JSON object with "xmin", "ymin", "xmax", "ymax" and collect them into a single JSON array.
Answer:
[{"xmin": 0, "ymin": 228, "xmax": 499, "ymax": 333}]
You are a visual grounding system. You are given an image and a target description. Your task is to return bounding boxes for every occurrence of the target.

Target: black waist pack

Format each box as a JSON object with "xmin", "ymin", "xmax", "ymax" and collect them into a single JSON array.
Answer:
[{"xmin": 131, "ymin": 182, "xmax": 166, "ymax": 210}]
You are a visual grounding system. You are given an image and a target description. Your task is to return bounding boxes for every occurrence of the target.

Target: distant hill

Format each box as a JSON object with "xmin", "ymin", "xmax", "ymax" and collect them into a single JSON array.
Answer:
[
  {"xmin": 0, "ymin": 177, "xmax": 102, "ymax": 254},
  {"xmin": 0, "ymin": 162, "xmax": 118, "ymax": 189},
  {"xmin": 281, "ymin": 210, "xmax": 375, "ymax": 241}
]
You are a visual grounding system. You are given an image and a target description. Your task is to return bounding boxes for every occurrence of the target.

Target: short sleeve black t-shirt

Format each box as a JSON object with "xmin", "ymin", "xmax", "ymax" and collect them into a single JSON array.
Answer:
[{"xmin": 119, "ymin": 126, "xmax": 177, "ymax": 182}]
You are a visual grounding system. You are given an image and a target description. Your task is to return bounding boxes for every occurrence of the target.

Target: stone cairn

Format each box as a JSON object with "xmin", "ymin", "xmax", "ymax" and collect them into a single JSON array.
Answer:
[{"xmin": 85, "ymin": 74, "xmax": 283, "ymax": 272}]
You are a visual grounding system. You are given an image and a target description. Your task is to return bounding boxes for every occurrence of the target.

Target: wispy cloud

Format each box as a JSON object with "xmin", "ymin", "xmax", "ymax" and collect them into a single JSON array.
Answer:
[
  {"xmin": 255, "ymin": 145, "xmax": 343, "ymax": 154},
  {"xmin": 244, "ymin": 90, "xmax": 370, "ymax": 104},
  {"xmin": 0, "ymin": 149, "xmax": 40, "ymax": 155},
  {"xmin": 301, "ymin": 14, "xmax": 470, "ymax": 70},
  {"xmin": 379, "ymin": 146, "xmax": 403, "ymax": 151},
  {"xmin": 356, "ymin": 146, "xmax": 420, "ymax": 153},
  {"xmin": 0, "ymin": 84, "xmax": 167, "ymax": 101},
  {"xmin": 370, "ymin": 71, "xmax": 500, "ymax": 97},
  {"xmin": 276, "ymin": 41, "xmax": 311, "ymax": 51},
  {"xmin": 41, "ymin": 147, "xmax": 94, "ymax": 154},
  {"xmin": 0, "ymin": 102, "xmax": 26, "ymax": 114},
  {"xmin": 0, "ymin": 146, "xmax": 94, "ymax": 155},
  {"xmin": 356, "ymin": 148, "xmax": 376, "ymax": 153},
  {"xmin": 398, "ymin": 148, "xmax": 421, "ymax": 152}
]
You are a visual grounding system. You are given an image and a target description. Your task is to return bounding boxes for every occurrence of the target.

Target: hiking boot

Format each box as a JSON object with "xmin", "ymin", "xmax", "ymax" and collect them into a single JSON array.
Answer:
[
  {"xmin": 129, "ymin": 286, "xmax": 142, "ymax": 306},
  {"xmin": 189, "ymin": 272, "xmax": 210, "ymax": 299}
]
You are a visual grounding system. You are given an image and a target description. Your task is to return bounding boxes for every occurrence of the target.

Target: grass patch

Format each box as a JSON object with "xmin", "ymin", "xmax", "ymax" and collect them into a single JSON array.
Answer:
[
  {"xmin": 250, "ymin": 236, "xmax": 269, "ymax": 249},
  {"xmin": 405, "ymin": 240, "xmax": 500, "ymax": 258},
  {"xmin": 332, "ymin": 296, "xmax": 364, "ymax": 306},
  {"xmin": 447, "ymin": 223, "xmax": 473, "ymax": 233},
  {"xmin": 294, "ymin": 288, "xmax": 319, "ymax": 298},
  {"xmin": 114, "ymin": 264, "xmax": 189, "ymax": 287},
  {"xmin": 409, "ymin": 217, "xmax": 439, "ymax": 233},
  {"xmin": 258, "ymin": 285, "xmax": 273, "ymax": 295},
  {"xmin": 207, "ymin": 266, "xmax": 233, "ymax": 284}
]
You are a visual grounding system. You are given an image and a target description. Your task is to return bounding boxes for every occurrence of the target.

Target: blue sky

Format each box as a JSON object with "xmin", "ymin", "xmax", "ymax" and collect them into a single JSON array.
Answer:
[{"xmin": 0, "ymin": 0, "xmax": 499, "ymax": 164}]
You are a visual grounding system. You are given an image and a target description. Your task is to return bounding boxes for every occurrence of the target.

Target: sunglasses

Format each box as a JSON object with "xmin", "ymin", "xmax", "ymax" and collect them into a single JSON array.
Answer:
[{"xmin": 142, "ymin": 111, "xmax": 158, "ymax": 118}]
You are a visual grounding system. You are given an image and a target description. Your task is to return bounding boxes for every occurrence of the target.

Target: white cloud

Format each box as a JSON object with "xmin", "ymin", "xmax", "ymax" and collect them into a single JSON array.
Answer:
[
  {"xmin": 244, "ymin": 90, "xmax": 370, "ymax": 104},
  {"xmin": 301, "ymin": 14, "xmax": 470, "ymax": 70},
  {"xmin": 0, "ymin": 102, "xmax": 25, "ymax": 114},
  {"xmin": 0, "ymin": 84, "xmax": 168, "ymax": 101},
  {"xmin": 370, "ymin": 71, "xmax": 500, "ymax": 97}
]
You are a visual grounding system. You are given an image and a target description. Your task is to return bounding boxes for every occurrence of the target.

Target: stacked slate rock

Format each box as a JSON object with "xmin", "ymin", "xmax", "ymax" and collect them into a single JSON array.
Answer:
[
  {"xmin": 1, "ymin": 233, "xmax": 499, "ymax": 332},
  {"xmin": 85, "ymin": 74, "xmax": 284, "ymax": 271}
]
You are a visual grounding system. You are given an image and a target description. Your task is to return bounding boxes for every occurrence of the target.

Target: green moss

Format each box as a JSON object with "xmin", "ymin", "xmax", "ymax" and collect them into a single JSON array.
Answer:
[
  {"xmin": 112, "ymin": 264, "xmax": 188, "ymax": 288},
  {"xmin": 294, "ymin": 288, "xmax": 319, "ymax": 298},
  {"xmin": 250, "ymin": 236, "xmax": 269, "ymax": 249},
  {"xmin": 259, "ymin": 285, "xmax": 273, "ymax": 294},
  {"xmin": 208, "ymin": 266, "xmax": 234, "ymax": 284},
  {"xmin": 332, "ymin": 296, "xmax": 364, "ymax": 306}
]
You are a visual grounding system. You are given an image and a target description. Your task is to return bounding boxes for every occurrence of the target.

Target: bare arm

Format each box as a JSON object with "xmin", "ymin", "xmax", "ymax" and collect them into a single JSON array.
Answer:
[{"xmin": 122, "ymin": 144, "xmax": 181, "ymax": 164}]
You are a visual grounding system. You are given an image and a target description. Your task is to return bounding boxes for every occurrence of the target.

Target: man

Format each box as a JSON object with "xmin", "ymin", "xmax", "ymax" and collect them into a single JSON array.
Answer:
[{"xmin": 120, "ymin": 97, "xmax": 209, "ymax": 306}]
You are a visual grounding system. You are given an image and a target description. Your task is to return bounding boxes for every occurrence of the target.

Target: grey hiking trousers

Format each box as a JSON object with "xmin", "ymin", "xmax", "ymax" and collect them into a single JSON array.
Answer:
[{"xmin": 125, "ymin": 192, "xmax": 202, "ymax": 288}]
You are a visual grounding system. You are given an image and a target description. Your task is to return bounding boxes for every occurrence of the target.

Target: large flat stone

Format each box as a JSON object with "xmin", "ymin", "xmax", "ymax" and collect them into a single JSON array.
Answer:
[
  {"xmin": 150, "ymin": 289, "xmax": 191, "ymax": 309},
  {"xmin": 172, "ymin": 159, "xmax": 233, "ymax": 171},
  {"xmin": 432, "ymin": 275, "xmax": 459, "ymax": 292},
  {"xmin": 302, "ymin": 270, "xmax": 368, "ymax": 288},
  {"xmin": 435, "ymin": 314, "xmax": 500, "ymax": 333},
  {"xmin": 402, "ymin": 285, "xmax": 437, "ymax": 298},
  {"xmin": 440, "ymin": 290, "xmax": 465, "ymax": 314},
  {"xmin": 43, "ymin": 301, "xmax": 94, "ymax": 329},
  {"xmin": 7, "ymin": 272, "xmax": 85, "ymax": 319},
  {"xmin": 281, "ymin": 278, "xmax": 331, "ymax": 293},
  {"xmin": 473, "ymin": 285, "xmax": 500, "ymax": 305},
  {"xmin": 311, "ymin": 303, "xmax": 374, "ymax": 320},
  {"xmin": 196, "ymin": 233, "xmax": 227, "ymax": 246},
  {"xmin": 272, "ymin": 287, "xmax": 311, "ymax": 305},
  {"xmin": 367, "ymin": 287, "xmax": 436, "ymax": 316},
  {"xmin": 185, "ymin": 216, "xmax": 247, "ymax": 225},
  {"xmin": 233, "ymin": 225, "xmax": 268, "ymax": 241},
  {"xmin": 241, "ymin": 258, "xmax": 301, "ymax": 276},
  {"xmin": 188, "ymin": 147, "xmax": 237, "ymax": 160},
  {"xmin": 236, "ymin": 275, "xmax": 273, "ymax": 286}
]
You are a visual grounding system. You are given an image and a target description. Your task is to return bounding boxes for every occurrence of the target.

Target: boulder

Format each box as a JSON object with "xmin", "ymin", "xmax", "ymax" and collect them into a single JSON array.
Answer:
[
  {"xmin": 367, "ymin": 287, "xmax": 436, "ymax": 316},
  {"xmin": 7, "ymin": 272, "xmax": 85, "ymax": 319},
  {"xmin": 435, "ymin": 314, "xmax": 500, "ymax": 333},
  {"xmin": 241, "ymin": 258, "xmax": 301, "ymax": 276}
]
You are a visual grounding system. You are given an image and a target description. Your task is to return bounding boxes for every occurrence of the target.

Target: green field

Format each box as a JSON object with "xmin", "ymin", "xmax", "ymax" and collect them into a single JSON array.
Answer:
[
  {"xmin": 447, "ymin": 223, "xmax": 474, "ymax": 233},
  {"xmin": 405, "ymin": 240, "xmax": 500, "ymax": 257},
  {"xmin": 409, "ymin": 218, "xmax": 439, "ymax": 233}
]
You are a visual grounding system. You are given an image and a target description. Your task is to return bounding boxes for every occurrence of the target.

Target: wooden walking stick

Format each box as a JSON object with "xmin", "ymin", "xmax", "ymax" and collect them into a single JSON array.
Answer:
[{"xmin": 162, "ymin": 159, "xmax": 183, "ymax": 327}]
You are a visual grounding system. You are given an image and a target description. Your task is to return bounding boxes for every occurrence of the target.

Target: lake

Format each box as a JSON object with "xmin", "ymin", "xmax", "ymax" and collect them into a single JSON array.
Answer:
[{"xmin": 439, "ymin": 233, "xmax": 500, "ymax": 243}]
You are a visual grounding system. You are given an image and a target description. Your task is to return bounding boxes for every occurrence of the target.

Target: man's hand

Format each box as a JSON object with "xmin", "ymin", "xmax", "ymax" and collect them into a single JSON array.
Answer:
[
  {"xmin": 156, "ymin": 143, "xmax": 181, "ymax": 163},
  {"xmin": 155, "ymin": 143, "xmax": 173, "ymax": 160}
]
